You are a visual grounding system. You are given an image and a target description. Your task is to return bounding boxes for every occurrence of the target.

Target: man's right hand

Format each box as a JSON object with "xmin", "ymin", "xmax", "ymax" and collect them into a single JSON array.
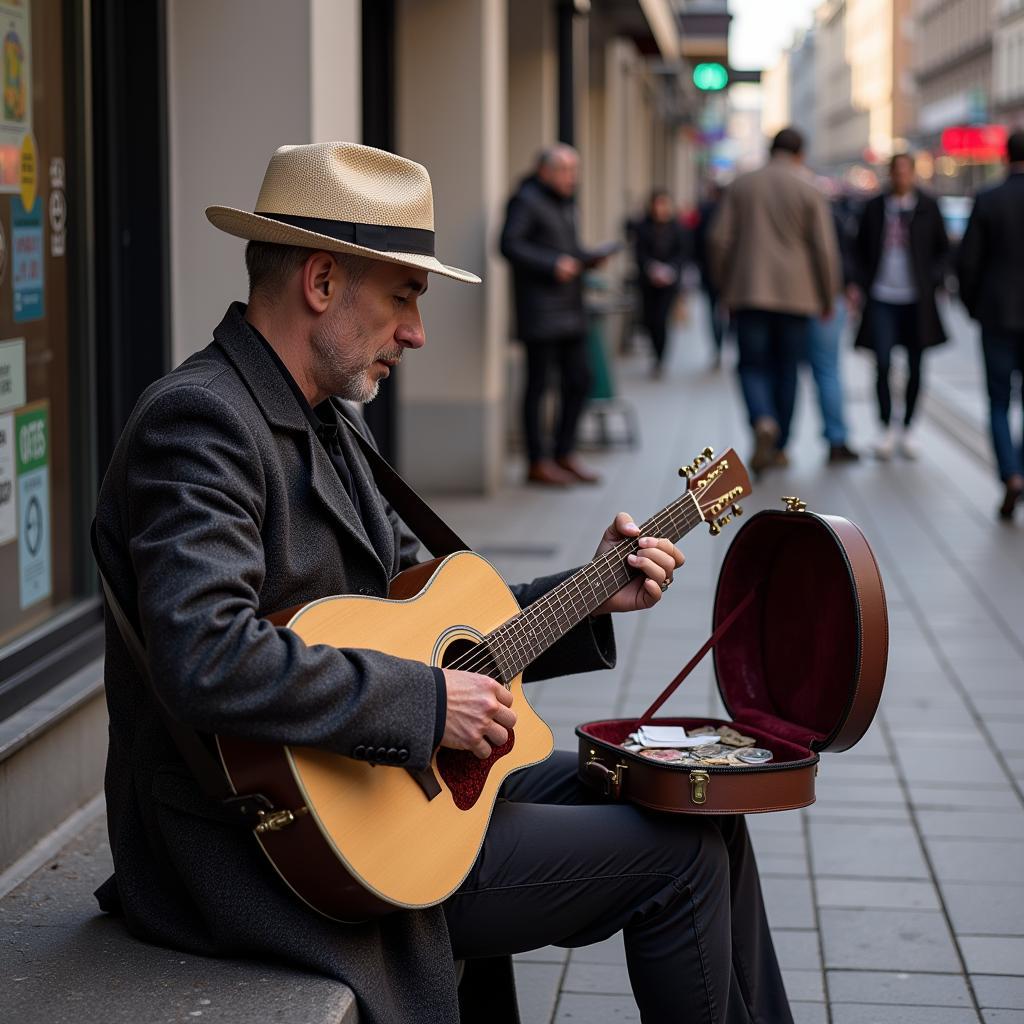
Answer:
[
  {"xmin": 553, "ymin": 255, "xmax": 582, "ymax": 283},
  {"xmin": 441, "ymin": 670, "xmax": 517, "ymax": 759}
]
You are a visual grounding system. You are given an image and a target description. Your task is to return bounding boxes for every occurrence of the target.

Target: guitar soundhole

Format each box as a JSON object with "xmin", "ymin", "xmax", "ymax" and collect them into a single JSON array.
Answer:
[{"xmin": 437, "ymin": 638, "xmax": 514, "ymax": 811}]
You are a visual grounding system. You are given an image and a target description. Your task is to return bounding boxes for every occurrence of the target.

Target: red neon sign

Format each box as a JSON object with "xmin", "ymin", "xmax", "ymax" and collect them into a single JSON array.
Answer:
[{"xmin": 941, "ymin": 125, "xmax": 1008, "ymax": 161}]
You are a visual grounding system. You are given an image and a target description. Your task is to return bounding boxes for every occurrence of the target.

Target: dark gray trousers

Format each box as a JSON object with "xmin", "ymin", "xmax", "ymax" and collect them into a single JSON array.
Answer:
[{"xmin": 444, "ymin": 751, "xmax": 793, "ymax": 1024}]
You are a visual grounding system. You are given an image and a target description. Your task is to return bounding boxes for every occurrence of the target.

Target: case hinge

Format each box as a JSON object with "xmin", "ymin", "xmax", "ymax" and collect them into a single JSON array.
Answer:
[{"xmin": 689, "ymin": 769, "xmax": 710, "ymax": 805}]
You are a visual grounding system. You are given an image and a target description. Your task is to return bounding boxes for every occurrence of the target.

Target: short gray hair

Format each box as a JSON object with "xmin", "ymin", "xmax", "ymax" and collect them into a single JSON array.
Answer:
[
  {"xmin": 536, "ymin": 143, "xmax": 579, "ymax": 171},
  {"xmin": 244, "ymin": 241, "xmax": 374, "ymax": 302}
]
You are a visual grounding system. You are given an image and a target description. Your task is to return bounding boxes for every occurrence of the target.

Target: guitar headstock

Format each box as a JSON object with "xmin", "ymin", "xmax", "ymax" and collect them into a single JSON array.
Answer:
[{"xmin": 679, "ymin": 447, "xmax": 753, "ymax": 536}]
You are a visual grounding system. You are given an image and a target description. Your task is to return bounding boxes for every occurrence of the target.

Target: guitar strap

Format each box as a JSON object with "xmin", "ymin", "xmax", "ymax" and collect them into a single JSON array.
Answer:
[
  {"xmin": 91, "ymin": 411, "xmax": 471, "ymax": 825},
  {"xmin": 335, "ymin": 405, "xmax": 469, "ymax": 558}
]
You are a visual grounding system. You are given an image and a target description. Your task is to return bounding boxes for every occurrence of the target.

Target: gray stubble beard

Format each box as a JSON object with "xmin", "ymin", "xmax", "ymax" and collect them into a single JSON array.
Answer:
[{"xmin": 310, "ymin": 308, "xmax": 385, "ymax": 404}]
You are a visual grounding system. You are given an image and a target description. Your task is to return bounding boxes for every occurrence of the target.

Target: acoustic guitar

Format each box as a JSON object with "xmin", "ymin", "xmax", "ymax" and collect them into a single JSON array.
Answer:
[{"xmin": 216, "ymin": 447, "xmax": 751, "ymax": 921}]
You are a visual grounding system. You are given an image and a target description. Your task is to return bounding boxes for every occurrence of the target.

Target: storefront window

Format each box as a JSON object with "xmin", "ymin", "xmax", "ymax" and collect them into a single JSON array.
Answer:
[{"xmin": 0, "ymin": 0, "xmax": 97, "ymax": 713}]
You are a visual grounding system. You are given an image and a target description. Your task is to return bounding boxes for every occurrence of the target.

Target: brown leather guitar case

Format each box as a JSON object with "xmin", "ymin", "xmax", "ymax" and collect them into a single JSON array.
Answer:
[{"xmin": 576, "ymin": 506, "xmax": 888, "ymax": 814}]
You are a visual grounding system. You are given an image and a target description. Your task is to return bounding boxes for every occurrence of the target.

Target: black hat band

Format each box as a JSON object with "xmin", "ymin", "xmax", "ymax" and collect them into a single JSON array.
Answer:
[{"xmin": 258, "ymin": 212, "xmax": 436, "ymax": 256}]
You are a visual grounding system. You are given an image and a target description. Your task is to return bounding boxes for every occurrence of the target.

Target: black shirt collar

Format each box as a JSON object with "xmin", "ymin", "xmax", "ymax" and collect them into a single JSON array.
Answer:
[{"xmin": 247, "ymin": 322, "xmax": 343, "ymax": 453}]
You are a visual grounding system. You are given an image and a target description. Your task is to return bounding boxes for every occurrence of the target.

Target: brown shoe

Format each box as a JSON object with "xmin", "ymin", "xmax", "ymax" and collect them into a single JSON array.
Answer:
[
  {"xmin": 527, "ymin": 459, "xmax": 575, "ymax": 486},
  {"xmin": 751, "ymin": 417, "xmax": 780, "ymax": 474},
  {"xmin": 555, "ymin": 456, "xmax": 602, "ymax": 484},
  {"xmin": 999, "ymin": 475, "xmax": 1024, "ymax": 521},
  {"xmin": 828, "ymin": 443, "xmax": 861, "ymax": 464}
]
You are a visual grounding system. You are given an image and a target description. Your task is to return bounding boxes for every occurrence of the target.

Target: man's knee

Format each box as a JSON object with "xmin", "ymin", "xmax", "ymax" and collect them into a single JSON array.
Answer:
[{"xmin": 649, "ymin": 816, "xmax": 730, "ymax": 893}]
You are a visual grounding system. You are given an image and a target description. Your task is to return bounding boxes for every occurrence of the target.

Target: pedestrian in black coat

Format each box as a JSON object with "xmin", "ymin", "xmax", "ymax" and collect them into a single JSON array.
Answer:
[
  {"xmin": 956, "ymin": 129, "xmax": 1024, "ymax": 519},
  {"xmin": 500, "ymin": 145, "xmax": 614, "ymax": 486},
  {"xmin": 852, "ymin": 152, "xmax": 949, "ymax": 460},
  {"xmin": 634, "ymin": 189, "xmax": 691, "ymax": 376}
]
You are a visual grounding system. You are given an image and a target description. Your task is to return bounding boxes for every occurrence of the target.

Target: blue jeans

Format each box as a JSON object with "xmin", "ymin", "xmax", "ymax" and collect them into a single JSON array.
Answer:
[
  {"xmin": 734, "ymin": 309, "xmax": 810, "ymax": 449},
  {"xmin": 806, "ymin": 300, "xmax": 849, "ymax": 445},
  {"xmin": 981, "ymin": 329, "xmax": 1024, "ymax": 481}
]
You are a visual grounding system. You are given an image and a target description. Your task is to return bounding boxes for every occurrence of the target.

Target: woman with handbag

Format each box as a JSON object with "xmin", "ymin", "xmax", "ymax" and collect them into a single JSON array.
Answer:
[{"xmin": 634, "ymin": 189, "xmax": 691, "ymax": 378}]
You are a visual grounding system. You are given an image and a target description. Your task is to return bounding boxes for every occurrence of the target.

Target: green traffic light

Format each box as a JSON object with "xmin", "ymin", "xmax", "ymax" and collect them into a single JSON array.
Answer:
[{"xmin": 693, "ymin": 63, "xmax": 728, "ymax": 91}]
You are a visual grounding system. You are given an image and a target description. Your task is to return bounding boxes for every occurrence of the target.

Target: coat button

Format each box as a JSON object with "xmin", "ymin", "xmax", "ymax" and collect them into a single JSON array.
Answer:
[
  {"xmin": 386, "ymin": 747, "xmax": 399, "ymax": 763},
  {"xmin": 376, "ymin": 746, "xmax": 389, "ymax": 762},
  {"xmin": 397, "ymin": 748, "xmax": 409, "ymax": 763},
  {"xmin": 353, "ymin": 745, "xmax": 366, "ymax": 759}
]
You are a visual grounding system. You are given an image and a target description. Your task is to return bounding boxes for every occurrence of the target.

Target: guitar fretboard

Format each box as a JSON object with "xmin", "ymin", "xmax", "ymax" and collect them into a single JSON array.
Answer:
[{"xmin": 483, "ymin": 490, "xmax": 704, "ymax": 682}]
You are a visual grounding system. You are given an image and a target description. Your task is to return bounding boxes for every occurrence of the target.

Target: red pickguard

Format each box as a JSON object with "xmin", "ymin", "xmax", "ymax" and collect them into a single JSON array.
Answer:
[{"xmin": 436, "ymin": 730, "xmax": 517, "ymax": 810}]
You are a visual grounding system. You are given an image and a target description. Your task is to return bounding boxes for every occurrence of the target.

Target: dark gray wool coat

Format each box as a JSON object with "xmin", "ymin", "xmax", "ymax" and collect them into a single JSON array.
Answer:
[{"xmin": 92, "ymin": 303, "xmax": 616, "ymax": 1024}]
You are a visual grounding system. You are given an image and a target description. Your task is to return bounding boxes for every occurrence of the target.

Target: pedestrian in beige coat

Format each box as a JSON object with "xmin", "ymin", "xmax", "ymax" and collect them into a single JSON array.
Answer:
[{"xmin": 709, "ymin": 128, "xmax": 841, "ymax": 474}]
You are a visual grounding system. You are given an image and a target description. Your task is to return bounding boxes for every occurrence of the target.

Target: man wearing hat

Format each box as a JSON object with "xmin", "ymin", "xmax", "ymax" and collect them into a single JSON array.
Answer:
[{"xmin": 92, "ymin": 143, "xmax": 791, "ymax": 1024}]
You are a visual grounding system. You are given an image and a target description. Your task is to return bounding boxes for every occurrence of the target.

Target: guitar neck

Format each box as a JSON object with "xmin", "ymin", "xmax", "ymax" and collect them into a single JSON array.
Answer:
[{"xmin": 485, "ymin": 491, "xmax": 704, "ymax": 683}]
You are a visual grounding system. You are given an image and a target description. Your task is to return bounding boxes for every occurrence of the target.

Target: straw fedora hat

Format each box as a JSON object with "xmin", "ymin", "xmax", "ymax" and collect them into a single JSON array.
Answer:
[{"xmin": 206, "ymin": 142, "xmax": 480, "ymax": 284}]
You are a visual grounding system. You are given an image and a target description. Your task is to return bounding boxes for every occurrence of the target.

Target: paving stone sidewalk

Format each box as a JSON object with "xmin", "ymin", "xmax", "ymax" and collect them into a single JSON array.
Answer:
[
  {"xmin": 431, "ymin": 302, "xmax": 1024, "ymax": 1023},
  {"xmin": 2, "ymin": 300, "xmax": 1021, "ymax": 1023}
]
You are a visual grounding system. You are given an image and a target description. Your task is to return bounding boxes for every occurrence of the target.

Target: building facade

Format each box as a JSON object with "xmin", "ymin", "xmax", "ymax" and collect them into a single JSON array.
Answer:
[
  {"xmin": 914, "ymin": 0, "xmax": 998, "ymax": 190},
  {"xmin": 994, "ymin": 0, "xmax": 1024, "ymax": 125},
  {"xmin": 789, "ymin": 29, "xmax": 819, "ymax": 164}
]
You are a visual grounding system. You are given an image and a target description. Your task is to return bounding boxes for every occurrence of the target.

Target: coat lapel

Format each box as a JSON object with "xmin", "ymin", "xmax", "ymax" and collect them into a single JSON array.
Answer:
[
  {"xmin": 331, "ymin": 409, "xmax": 397, "ymax": 575},
  {"xmin": 213, "ymin": 303, "xmax": 389, "ymax": 583}
]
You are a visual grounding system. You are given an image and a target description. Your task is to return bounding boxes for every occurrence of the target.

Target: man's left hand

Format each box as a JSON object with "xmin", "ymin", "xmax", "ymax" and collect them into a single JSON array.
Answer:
[{"xmin": 591, "ymin": 512, "xmax": 684, "ymax": 616}]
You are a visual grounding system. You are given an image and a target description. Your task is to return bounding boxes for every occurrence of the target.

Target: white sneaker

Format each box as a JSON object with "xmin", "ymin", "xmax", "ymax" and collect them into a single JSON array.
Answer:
[
  {"xmin": 899, "ymin": 427, "xmax": 919, "ymax": 460},
  {"xmin": 873, "ymin": 427, "xmax": 896, "ymax": 461}
]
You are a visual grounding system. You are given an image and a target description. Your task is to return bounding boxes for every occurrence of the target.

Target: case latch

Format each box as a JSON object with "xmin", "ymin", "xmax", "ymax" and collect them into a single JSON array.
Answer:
[
  {"xmin": 585, "ymin": 753, "xmax": 626, "ymax": 799},
  {"xmin": 689, "ymin": 769, "xmax": 710, "ymax": 805},
  {"xmin": 781, "ymin": 496, "xmax": 808, "ymax": 513}
]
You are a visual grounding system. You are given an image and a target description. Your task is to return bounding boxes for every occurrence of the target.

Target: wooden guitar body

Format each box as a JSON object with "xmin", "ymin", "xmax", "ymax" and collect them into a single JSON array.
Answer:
[
  {"xmin": 216, "ymin": 551, "xmax": 554, "ymax": 921},
  {"xmin": 216, "ymin": 446, "xmax": 751, "ymax": 921}
]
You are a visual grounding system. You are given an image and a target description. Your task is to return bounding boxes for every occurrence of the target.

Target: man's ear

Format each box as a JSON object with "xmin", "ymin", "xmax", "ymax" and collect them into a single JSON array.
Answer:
[{"xmin": 301, "ymin": 251, "xmax": 336, "ymax": 313}]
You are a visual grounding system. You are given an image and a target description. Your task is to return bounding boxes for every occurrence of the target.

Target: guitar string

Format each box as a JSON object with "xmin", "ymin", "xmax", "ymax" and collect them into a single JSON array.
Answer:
[
  {"xmin": 445, "ymin": 490, "xmax": 711, "ymax": 679},
  {"xmin": 441, "ymin": 489, "xmax": 718, "ymax": 679},
  {"xmin": 447, "ymin": 494, "xmax": 702, "ymax": 678},
  {"xmin": 443, "ymin": 490, "xmax": 713, "ymax": 679}
]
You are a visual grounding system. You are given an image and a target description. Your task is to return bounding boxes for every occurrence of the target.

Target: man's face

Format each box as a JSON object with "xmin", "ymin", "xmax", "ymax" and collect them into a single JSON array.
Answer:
[
  {"xmin": 310, "ymin": 260, "xmax": 428, "ymax": 403},
  {"xmin": 890, "ymin": 157, "xmax": 915, "ymax": 195},
  {"xmin": 540, "ymin": 152, "xmax": 579, "ymax": 198}
]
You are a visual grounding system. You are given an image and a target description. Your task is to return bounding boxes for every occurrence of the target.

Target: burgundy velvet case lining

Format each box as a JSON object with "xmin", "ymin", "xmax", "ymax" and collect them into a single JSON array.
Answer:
[
  {"xmin": 713, "ymin": 515, "xmax": 858, "ymax": 750},
  {"xmin": 585, "ymin": 514, "xmax": 862, "ymax": 760}
]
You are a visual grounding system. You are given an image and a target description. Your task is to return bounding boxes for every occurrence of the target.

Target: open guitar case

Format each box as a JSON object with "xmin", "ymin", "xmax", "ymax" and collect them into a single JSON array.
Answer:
[{"xmin": 577, "ymin": 505, "xmax": 889, "ymax": 813}]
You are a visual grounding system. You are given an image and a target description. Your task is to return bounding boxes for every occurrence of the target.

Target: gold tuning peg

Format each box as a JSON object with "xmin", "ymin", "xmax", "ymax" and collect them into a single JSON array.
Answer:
[
  {"xmin": 680, "ymin": 447, "xmax": 716, "ymax": 479},
  {"xmin": 732, "ymin": 503, "xmax": 744, "ymax": 517},
  {"xmin": 781, "ymin": 496, "xmax": 807, "ymax": 513}
]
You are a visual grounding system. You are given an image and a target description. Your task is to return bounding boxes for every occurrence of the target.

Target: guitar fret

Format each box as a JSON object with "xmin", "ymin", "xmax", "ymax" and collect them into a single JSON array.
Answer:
[{"xmin": 480, "ymin": 481, "xmax": 716, "ymax": 680}]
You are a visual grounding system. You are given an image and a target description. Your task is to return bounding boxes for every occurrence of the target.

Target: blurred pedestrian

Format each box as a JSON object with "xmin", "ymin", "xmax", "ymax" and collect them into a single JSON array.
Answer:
[
  {"xmin": 956, "ymin": 129, "xmax": 1024, "ymax": 520},
  {"xmin": 693, "ymin": 181, "xmax": 729, "ymax": 368},
  {"xmin": 805, "ymin": 191, "xmax": 861, "ymax": 464},
  {"xmin": 851, "ymin": 153, "xmax": 949, "ymax": 460},
  {"xmin": 634, "ymin": 189, "xmax": 690, "ymax": 377},
  {"xmin": 709, "ymin": 127, "xmax": 840, "ymax": 475},
  {"xmin": 500, "ymin": 145, "xmax": 613, "ymax": 486}
]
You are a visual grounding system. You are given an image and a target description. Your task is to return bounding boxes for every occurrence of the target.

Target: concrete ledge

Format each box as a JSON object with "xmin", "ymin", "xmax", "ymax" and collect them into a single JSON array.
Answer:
[
  {"xmin": 0, "ymin": 814, "xmax": 358, "ymax": 1024},
  {"xmin": 0, "ymin": 659, "xmax": 108, "ymax": 873}
]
